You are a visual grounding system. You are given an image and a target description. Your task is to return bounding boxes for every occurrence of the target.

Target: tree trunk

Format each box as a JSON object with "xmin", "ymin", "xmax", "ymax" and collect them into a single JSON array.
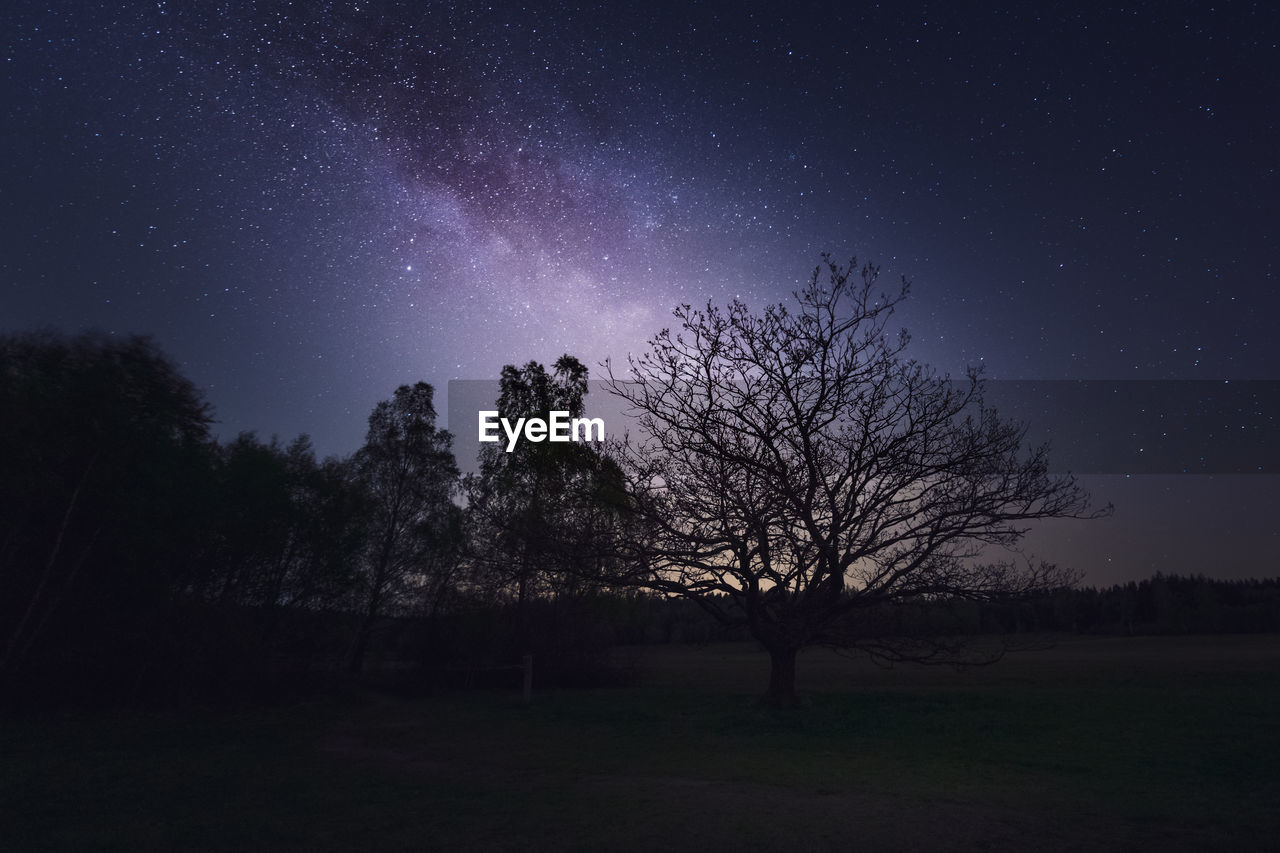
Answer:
[
  {"xmin": 3, "ymin": 455, "xmax": 96, "ymax": 673},
  {"xmin": 763, "ymin": 645, "xmax": 800, "ymax": 707},
  {"xmin": 347, "ymin": 527, "xmax": 396, "ymax": 674},
  {"xmin": 345, "ymin": 581, "xmax": 383, "ymax": 674},
  {"xmin": 345, "ymin": 607, "xmax": 375, "ymax": 674}
]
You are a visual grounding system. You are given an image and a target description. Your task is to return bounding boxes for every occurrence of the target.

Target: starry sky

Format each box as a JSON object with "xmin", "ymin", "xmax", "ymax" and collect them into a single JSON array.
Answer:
[{"xmin": 4, "ymin": 1, "xmax": 1278, "ymax": 582}]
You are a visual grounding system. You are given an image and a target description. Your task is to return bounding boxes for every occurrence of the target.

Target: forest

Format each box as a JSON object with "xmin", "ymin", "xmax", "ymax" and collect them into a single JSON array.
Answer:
[{"xmin": 4, "ymin": 325, "xmax": 1278, "ymax": 710}]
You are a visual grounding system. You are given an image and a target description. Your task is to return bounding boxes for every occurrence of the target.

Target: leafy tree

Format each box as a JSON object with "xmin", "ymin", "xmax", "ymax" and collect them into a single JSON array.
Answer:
[
  {"xmin": 604, "ymin": 256, "xmax": 1107, "ymax": 704},
  {"xmin": 465, "ymin": 356, "xmax": 627, "ymax": 607},
  {"xmin": 0, "ymin": 330, "xmax": 214, "ymax": 685},
  {"xmin": 285, "ymin": 451, "xmax": 369, "ymax": 613},
  {"xmin": 194, "ymin": 433, "xmax": 367, "ymax": 658},
  {"xmin": 204, "ymin": 433, "xmax": 301, "ymax": 609},
  {"xmin": 346, "ymin": 382, "xmax": 459, "ymax": 673}
]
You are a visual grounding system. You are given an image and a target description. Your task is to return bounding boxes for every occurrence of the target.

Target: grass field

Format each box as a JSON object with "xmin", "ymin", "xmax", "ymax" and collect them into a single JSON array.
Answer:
[{"xmin": 4, "ymin": 635, "xmax": 1279, "ymax": 851}]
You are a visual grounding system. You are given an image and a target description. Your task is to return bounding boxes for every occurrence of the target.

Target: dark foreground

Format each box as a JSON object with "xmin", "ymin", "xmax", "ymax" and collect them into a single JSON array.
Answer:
[{"xmin": 4, "ymin": 635, "xmax": 1279, "ymax": 851}]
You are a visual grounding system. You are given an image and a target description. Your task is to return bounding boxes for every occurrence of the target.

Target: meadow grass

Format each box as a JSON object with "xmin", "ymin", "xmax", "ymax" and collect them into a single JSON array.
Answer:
[{"xmin": 3, "ymin": 635, "xmax": 1278, "ymax": 851}]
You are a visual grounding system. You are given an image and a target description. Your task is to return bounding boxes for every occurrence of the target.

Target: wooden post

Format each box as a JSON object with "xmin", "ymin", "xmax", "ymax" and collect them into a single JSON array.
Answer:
[{"xmin": 522, "ymin": 654, "xmax": 533, "ymax": 704}]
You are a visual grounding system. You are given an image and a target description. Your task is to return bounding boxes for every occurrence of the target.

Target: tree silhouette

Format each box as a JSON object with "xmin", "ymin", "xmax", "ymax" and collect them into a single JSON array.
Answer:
[
  {"xmin": 197, "ymin": 433, "xmax": 367, "ymax": 650},
  {"xmin": 205, "ymin": 433, "xmax": 305, "ymax": 610},
  {"xmin": 345, "ymin": 382, "xmax": 459, "ymax": 673},
  {"xmin": 465, "ymin": 356, "xmax": 608, "ymax": 605},
  {"xmin": 604, "ymin": 257, "xmax": 1107, "ymax": 705},
  {"xmin": 0, "ymin": 330, "xmax": 214, "ymax": 686}
]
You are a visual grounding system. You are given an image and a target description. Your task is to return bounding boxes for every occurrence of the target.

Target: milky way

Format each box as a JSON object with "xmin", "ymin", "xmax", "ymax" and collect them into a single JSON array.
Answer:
[{"xmin": 4, "ymin": 2, "xmax": 1278, "ymax": 581}]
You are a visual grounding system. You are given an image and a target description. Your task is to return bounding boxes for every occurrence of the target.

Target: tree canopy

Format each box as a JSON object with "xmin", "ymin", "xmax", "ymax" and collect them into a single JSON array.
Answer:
[
  {"xmin": 346, "ymin": 382, "xmax": 460, "ymax": 673},
  {"xmin": 604, "ymin": 256, "xmax": 1107, "ymax": 704},
  {"xmin": 465, "ymin": 355, "xmax": 626, "ymax": 605},
  {"xmin": 1, "ymin": 331, "xmax": 215, "ymax": 681}
]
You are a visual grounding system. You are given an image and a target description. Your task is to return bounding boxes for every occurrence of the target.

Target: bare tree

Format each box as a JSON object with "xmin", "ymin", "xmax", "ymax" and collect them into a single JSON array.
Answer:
[{"xmin": 604, "ymin": 256, "xmax": 1108, "ymax": 705}]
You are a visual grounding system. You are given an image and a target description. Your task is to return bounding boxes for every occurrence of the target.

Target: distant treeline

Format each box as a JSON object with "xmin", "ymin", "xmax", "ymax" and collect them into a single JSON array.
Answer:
[
  {"xmin": 930, "ymin": 574, "xmax": 1280, "ymax": 637},
  {"xmin": 2, "ymin": 331, "xmax": 1276, "ymax": 708},
  {"xmin": 446, "ymin": 574, "xmax": 1280, "ymax": 652}
]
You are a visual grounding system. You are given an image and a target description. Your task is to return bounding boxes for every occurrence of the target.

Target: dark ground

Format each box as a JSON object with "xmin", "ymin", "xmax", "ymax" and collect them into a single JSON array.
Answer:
[{"xmin": 4, "ymin": 634, "xmax": 1279, "ymax": 851}]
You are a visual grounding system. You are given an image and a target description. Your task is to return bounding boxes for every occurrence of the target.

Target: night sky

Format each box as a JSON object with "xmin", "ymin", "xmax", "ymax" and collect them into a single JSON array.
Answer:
[{"xmin": 4, "ymin": 1, "xmax": 1278, "ymax": 583}]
